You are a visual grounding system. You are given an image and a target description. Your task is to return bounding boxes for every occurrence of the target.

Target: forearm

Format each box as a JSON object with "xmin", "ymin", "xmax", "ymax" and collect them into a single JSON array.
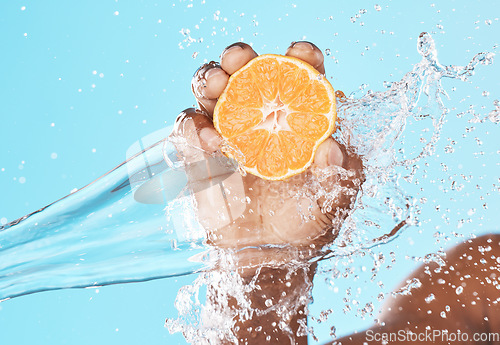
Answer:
[
  {"xmin": 234, "ymin": 264, "xmax": 315, "ymax": 344},
  {"xmin": 204, "ymin": 257, "xmax": 317, "ymax": 345},
  {"xmin": 331, "ymin": 235, "xmax": 500, "ymax": 345}
]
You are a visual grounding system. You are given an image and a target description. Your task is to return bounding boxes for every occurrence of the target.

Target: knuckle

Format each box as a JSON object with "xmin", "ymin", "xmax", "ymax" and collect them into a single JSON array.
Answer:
[
  {"xmin": 192, "ymin": 61, "xmax": 221, "ymax": 99},
  {"xmin": 173, "ymin": 108, "xmax": 210, "ymax": 137}
]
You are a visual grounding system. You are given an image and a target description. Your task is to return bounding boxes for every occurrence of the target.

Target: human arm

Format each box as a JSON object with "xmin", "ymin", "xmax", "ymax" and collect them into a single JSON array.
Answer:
[
  {"xmin": 330, "ymin": 234, "xmax": 500, "ymax": 344},
  {"xmin": 172, "ymin": 41, "xmax": 364, "ymax": 344}
]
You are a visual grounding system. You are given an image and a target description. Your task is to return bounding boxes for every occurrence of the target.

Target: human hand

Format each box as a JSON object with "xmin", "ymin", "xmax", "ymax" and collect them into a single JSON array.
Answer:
[{"xmin": 171, "ymin": 42, "xmax": 363, "ymax": 266}]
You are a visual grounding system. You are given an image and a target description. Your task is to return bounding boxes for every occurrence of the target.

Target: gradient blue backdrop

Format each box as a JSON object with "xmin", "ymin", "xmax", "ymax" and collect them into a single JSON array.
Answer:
[{"xmin": 1, "ymin": 0, "xmax": 499, "ymax": 344}]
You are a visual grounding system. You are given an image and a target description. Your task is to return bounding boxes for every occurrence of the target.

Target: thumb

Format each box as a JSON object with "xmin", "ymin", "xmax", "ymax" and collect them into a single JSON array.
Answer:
[
  {"xmin": 313, "ymin": 137, "xmax": 345, "ymax": 169},
  {"xmin": 310, "ymin": 137, "xmax": 364, "ymax": 222}
]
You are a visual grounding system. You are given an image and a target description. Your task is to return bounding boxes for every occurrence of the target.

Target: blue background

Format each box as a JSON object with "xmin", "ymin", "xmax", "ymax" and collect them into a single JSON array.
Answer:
[{"xmin": 1, "ymin": 0, "xmax": 498, "ymax": 344}]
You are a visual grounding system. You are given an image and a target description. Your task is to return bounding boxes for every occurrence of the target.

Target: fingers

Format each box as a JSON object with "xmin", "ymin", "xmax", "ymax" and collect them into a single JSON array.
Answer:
[
  {"xmin": 285, "ymin": 41, "xmax": 325, "ymax": 75},
  {"xmin": 311, "ymin": 137, "xmax": 364, "ymax": 223},
  {"xmin": 171, "ymin": 108, "xmax": 221, "ymax": 162},
  {"xmin": 313, "ymin": 137, "xmax": 344, "ymax": 169},
  {"xmin": 192, "ymin": 63, "xmax": 229, "ymax": 116},
  {"xmin": 192, "ymin": 62, "xmax": 229, "ymax": 100},
  {"xmin": 313, "ymin": 137, "xmax": 364, "ymax": 174},
  {"xmin": 192, "ymin": 43, "xmax": 258, "ymax": 117},
  {"xmin": 192, "ymin": 41, "xmax": 325, "ymax": 118},
  {"xmin": 171, "ymin": 108, "xmax": 246, "ymax": 230},
  {"xmin": 220, "ymin": 42, "xmax": 258, "ymax": 75}
]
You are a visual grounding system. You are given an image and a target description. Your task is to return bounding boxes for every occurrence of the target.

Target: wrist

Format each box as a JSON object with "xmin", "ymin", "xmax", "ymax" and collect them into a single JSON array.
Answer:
[
  {"xmin": 214, "ymin": 245, "xmax": 321, "ymax": 278},
  {"xmin": 207, "ymin": 248, "xmax": 317, "ymax": 344}
]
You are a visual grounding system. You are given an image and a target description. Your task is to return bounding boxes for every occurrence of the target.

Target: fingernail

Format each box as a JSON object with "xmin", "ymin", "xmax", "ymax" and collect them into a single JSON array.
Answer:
[
  {"xmin": 222, "ymin": 43, "xmax": 244, "ymax": 55},
  {"xmin": 192, "ymin": 61, "xmax": 220, "ymax": 98},
  {"xmin": 328, "ymin": 141, "xmax": 344, "ymax": 167},
  {"xmin": 199, "ymin": 127, "xmax": 222, "ymax": 152},
  {"xmin": 290, "ymin": 41, "xmax": 314, "ymax": 50},
  {"xmin": 204, "ymin": 67, "xmax": 229, "ymax": 99}
]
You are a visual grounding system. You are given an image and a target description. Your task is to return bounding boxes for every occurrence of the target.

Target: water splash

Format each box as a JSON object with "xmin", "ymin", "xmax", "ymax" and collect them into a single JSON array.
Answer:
[
  {"xmin": 166, "ymin": 250, "xmax": 316, "ymax": 344},
  {"xmin": 0, "ymin": 30, "xmax": 496, "ymax": 344},
  {"xmin": 0, "ymin": 127, "xmax": 212, "ymax": 301},
  {"xmin": 327, "ymin": 32, "xmax": 495, "ymax": 253},
  {"xmin": 391, "ymin": 278, "xmax": 422, "ymax": 297},
  {"xmin": 167, "ymin": 33, "xmax": 497, "ymax": 342}
]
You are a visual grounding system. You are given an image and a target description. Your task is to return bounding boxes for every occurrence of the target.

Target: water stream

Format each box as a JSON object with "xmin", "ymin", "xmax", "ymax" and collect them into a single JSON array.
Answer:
[
  {"xmin": 165, "ymin": 32, "xmax": 498, "ymax": 342},
  {"xmin": 0, "ymin": 31, "xmax": 497, "ymax": 343}
]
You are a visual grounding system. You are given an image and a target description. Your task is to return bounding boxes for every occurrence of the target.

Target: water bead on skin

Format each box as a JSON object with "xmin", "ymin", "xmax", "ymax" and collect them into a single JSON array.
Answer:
[
  {"xmin": 192, "ymin": 62, "xmax": 228, "ymax": 100},
  {"xmin": 202, "ymin": 67, "xmax": 229, "ymax": 100}
]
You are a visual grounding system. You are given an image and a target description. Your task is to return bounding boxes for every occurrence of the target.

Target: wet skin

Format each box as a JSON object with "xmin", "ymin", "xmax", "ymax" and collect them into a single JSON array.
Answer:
[
  {"xmin": 172, "ymin": 41, "xmax": 363, "ymax": 259},
  {"xmin": 332, "ymin": 234, "xmax": 500, "ymax": 345},
  {"xmin": 173, "ymin": 42, "xmax": 500, "ymax": 344},
  {"xmin": 173, "ymin": 41, "xmax": 362, "ymax": 344}
]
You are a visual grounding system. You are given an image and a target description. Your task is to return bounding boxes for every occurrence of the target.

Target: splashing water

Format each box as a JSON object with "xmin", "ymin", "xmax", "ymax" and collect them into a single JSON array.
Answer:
[
  {"xmin": 329, "ymin": 32, "xmax": 495, "ymax": 252},
  {"xmin": 166, "ymin": 33, "xmax": 497, "ymax": 342},
  {"xmin": 0, "ymin": 127, "xmax": 211, "ymax": 301},
  {"xmin": 0, "ymin": 31, "xmax": 497, "ymax": 343}
]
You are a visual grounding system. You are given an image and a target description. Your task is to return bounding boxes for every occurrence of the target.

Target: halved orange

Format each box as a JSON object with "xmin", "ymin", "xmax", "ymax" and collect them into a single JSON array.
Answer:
[{"xmin": 213, "ymin": 54, "xmax": 336, "ymax": 181}]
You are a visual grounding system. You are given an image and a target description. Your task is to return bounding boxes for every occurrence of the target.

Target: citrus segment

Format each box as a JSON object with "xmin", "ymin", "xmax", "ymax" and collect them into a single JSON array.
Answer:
[
  {"xmin": 231, "ymin": 129, "xmax": 269, "ymax": 168},
  {"xmin": 217, "ymin": 103, "xmax": 262, "ymax": 137},
  {"xmin": 278, "ymin": 132, "xmax": 315, "ymax": 171},
  {"xmin": 278, "ymin": 62, "xmax": 311, "ymax": 104},
  {"xmin": 224, "ymin": 70, "xmax": 263, "ymax": 108},
  {"xmin": 248, "ymin": 58, "xmax": 279, "ymax": 102},
  {"xmin": 287, "ymin": 112, "xmax": 330, "ymax": 140},
  {"xmin": 288, "ymin": 81, "xmax": 331, "ymax": 113},
  {"xmin": 213, "ymin": 54, "xmax": 336, "ymax": 181},
  {"xmin": 257, "ymin": 134, "xmax": 287, "ymax": 178}
]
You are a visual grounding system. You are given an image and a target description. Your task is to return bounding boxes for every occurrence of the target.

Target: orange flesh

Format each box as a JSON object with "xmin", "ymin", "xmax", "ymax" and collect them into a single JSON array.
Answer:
[{"xmin": 214, "ymin": 54, "xmax": 336, "ymax": 180}]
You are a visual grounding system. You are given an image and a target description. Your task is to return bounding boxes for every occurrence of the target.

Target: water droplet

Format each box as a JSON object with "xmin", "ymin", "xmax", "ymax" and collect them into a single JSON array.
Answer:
[
  {"xmin": 444, "ymin": 145, "xmax": 454, "ymax": 154},
  {"xmin": 456, "ymin": 286, "xmax": 464, "ymax": 295},
  {"xmin": 425, "ymin": 293, "xmax": 436, "ymax": 303},
  {"xmin": 488, "ymin": 108, "xmax": 500, "ymax": 123},
  {"xmin": 374, "ymin": 4, "xmax": 382, "ymax": 11}
]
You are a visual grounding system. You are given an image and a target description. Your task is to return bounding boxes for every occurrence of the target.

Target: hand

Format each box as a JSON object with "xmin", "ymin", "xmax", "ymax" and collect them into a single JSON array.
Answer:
[
  {"xmin": 170, "ymin": 42, "xmax": 364, "ymax": 345},
  {"xmin": 171, "ymin": 42, "xmax": 363, "ymax": 267}
]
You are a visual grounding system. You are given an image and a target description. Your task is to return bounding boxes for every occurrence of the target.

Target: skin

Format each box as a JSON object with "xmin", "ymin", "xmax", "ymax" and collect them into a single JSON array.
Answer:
[
  {"xmin": 172, "ymin": 41, "xmax": 361, "ymax": 344},
  {"xmin": 173, "ymin": 41, "xmax": 500, "ymax": 344},
  {"xmin": 173, "ymin": 41, "xmax": 364, "ymax": 258},
  {"xmin": 332, "ymin": 234, "xmax": 500, "ymax": 345}
]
